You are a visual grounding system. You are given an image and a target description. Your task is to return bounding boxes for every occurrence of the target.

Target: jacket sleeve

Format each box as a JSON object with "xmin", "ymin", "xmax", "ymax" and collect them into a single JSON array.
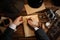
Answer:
[
  {"xmin": 1, "ymin": 27, "xmax": 14, "ymax": 40},
  {"xmin": 35, "ymin": 28, "xmax": 49, "ymax": 40}
]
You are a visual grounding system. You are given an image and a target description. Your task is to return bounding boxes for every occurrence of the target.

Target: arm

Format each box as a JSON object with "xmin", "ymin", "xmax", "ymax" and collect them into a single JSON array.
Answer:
[
  {"xmin": 34, "ymin": 27, "xmax": 49, "ymax": 40},
  {"xmin": 1, "ymin": 27, "xmax": 14, "ymax": 40},
  {"xmin": 1, "ymin": 16, "xmax": 23, "ymax": 40},
  {"xmin": 27, "ymin": 19, "xmax": 49, "ymax": 40}
]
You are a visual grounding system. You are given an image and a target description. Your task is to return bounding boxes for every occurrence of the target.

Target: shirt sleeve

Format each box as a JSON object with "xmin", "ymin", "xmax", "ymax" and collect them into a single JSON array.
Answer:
[
  {"xmin": 34, "ymin": 27, "xmax": 39, "ymax": 31},
  {"xmin": 9, "ymin": 24, "xmax": 17, "ymax": 31}
]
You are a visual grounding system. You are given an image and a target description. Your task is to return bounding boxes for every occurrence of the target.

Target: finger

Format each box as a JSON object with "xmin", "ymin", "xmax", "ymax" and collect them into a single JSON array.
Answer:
[
  {"xmin": 17, "ymin": 16, "xmax": 23, "ymax": 21},
  {"xmin": 28, "ymin": 20, "xmax": 32, "ymax": 24},
  {"xmin": 17, "ymin": 16, "xmax": 23, "ymax": 19},
  {"xmin": 19, "ymin": 21, "xmax": 23, "ymax": 24},
  {"xmin": 28, "ymin": 21, "xmax": 31, "ymax": 25},
  {"xmin": 19, "ymin": 17, "xmax": 23, "ymax": 21},
  {"xmin": 28, "ymin": 20, "xmax": 32, "ymax": 23}
]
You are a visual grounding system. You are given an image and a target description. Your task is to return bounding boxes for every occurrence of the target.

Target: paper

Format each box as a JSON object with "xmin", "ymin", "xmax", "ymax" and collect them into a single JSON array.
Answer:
[{"xmin": 23, "ymin": 14, "xmax": 39, "ymax": 37}]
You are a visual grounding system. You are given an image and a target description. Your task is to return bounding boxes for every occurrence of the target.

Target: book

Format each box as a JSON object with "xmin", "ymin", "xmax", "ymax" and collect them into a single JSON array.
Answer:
[{"xmin": 23, "ymin": 14, "xmax": 39, "ymax": 37}]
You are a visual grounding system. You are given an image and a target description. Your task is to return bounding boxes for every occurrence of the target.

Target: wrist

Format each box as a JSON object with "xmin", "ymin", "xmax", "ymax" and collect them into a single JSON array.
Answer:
[
  {"xmin": 34, "ymin": 27, "xmax": 39, "ymax": 31},
  {"xmin": 9, "ymin": 23, "xmax": 17, "ymax": 31},
  {"xmin": 13, "ymin": 22, "xmax": 17, "ymax": 26}
]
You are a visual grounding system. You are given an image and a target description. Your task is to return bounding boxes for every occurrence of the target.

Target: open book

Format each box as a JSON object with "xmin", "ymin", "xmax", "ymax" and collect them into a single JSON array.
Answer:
[{"xmin": 23, "ymin": 14, "xmax": 39, "ymax": 37}]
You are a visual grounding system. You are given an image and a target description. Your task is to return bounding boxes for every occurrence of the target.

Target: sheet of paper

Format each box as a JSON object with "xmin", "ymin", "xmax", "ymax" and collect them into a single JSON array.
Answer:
[{"xmin": 23, "ymin": 14, "xmax": 39, "ymax": 37}]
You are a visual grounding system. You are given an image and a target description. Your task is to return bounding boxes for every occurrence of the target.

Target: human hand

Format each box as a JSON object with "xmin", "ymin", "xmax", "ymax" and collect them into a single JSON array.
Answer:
[
  {"xmin": 13, "ymin": 16, "xmax": 23, "ymax": 26},
  {"xmin": 27, "ymin": 18, "xmax": 39, "ymax": 28}
]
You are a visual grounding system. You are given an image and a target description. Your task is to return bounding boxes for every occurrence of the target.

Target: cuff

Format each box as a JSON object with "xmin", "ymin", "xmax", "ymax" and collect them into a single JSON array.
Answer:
[
  {"xmin": 9, "ymin": 24, "xmax": 17, "ymax": 31},
  {"xmin": 34, "ymin": 27, "xmax": 39, "ymax": 31}
]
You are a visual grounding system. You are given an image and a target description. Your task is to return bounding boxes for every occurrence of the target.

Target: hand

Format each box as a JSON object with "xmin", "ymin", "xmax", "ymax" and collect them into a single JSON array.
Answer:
[
  {"xmin": 27, "ymin": 18, "xmax": 39, "ymax": 28},
  {"xmin": 13, "ymin": 16, "xmax": 23, "ymax": 26}
]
